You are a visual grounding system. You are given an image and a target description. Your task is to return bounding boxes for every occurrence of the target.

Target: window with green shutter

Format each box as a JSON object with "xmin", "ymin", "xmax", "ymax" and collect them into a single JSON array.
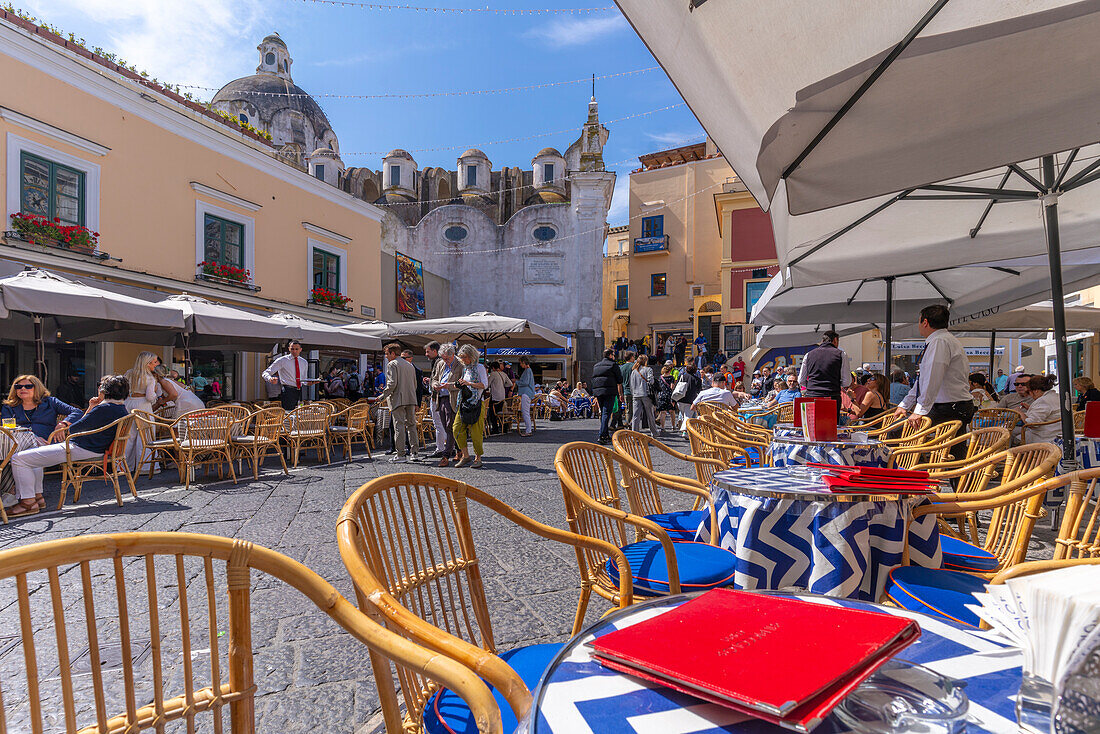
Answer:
[
  {"xmin": 20, "ymin": 152, "xmax": 85, "ymax": 227},
  {"xmin": 312, "ymin": 248, "xmax": 341, "ymax": 292},
  {"xmin": 203, "ymin": 214, "xmax": 244, "ymax": 268}
]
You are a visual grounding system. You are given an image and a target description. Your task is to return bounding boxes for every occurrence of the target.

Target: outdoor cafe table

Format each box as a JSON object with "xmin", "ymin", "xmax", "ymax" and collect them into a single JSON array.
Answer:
[
  {"xmin": 522, "ymin": 592, "xmax": 1022, "ymax": 734},
  {"xmin": 695, "ymin": 467, "xmax": 942, "ymax": 601},
  {"xmin": 770, "ymin": 431, "xmax": 890, "ymax": 469},
  {"xmin": 0, "ymin": 425, "xmax": 41, "ymax": 500}
]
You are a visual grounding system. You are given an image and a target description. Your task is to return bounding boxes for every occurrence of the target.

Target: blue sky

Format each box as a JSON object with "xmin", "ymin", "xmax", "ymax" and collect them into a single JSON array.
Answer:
[{"xmin": 20, "ymin": 0, "xmax": 706, "ymax": 224}]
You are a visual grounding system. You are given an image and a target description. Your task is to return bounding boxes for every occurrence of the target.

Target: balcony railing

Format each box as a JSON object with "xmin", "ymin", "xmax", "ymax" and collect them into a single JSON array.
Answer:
[
  {"xmin": 633, "ymin": 235, "xmax": 669, "ymax": 254},
  {"xmin": 615, "ymin": 300, "xmax": 629, "ymax": 311}
]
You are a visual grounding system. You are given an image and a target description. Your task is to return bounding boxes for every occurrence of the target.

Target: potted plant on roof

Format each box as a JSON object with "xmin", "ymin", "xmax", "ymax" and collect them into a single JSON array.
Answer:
[
  {"xmin": 9, "ymin": 213, "xmax": 99, "ymax": 254},
  {"xmin": 309, "ymin": 286, "xmax": 352, "ymax": 310}
]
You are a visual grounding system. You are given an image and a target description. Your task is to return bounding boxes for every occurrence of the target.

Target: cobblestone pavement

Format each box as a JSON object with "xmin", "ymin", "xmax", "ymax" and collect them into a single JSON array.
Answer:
[{"xmin": 0, "ymin": 420, "xmax": 1057, "ymax": 732}]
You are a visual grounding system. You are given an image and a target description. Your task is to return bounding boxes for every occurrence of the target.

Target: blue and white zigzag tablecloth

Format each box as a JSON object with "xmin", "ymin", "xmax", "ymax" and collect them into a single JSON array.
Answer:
[
  {"xmin": 770, "ymin": 437, "xmax": 889, "ymax": 468},
  {"xmin": 696, "ymin": 468, "xmax": 941, "ymax": 601},
  {"xmin": 527, "ymin": 593, "xmax": 1021, "ymax": 734}
]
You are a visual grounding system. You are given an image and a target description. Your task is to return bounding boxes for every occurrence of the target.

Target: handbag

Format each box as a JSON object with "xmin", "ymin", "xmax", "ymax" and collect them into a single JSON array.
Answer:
[
  {"xmin": 458, "ymin": 384, "xmax": 483, "ymax": 425},
  {"xmin": 671, "ymin": 375, "xmax": 689, "ymax": 402}
]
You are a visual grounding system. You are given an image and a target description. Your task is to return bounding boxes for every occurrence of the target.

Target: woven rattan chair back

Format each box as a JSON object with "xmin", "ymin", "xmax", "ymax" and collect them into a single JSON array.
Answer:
[
  {"xmin": 973, "ymin": 443, "xmax": 1059, "ymax": 567},
  {"xmin": 1073, "ymin": 409, "xmax": 1086, "ymax": 434},
  {"xmin": 698, "ymin": 415, "xmax": 768, "ymax": 466},
  {"xmin": 0, "ymin": 532, "xmax": 500, "ymax": 734},
  {"xmin": 892, "ymin": 420, "xmax": 962, "ymax": 469},
  {"xmin": 970, "ymin": 408, "xmax": 1021, "ymax": 431},
  {"xmin": 686, "ymin": 418, "xmax": 752, "ymax": 469},
  {"xmin": 60, "ymin": 414, "xmax": 138, "ymax": 509},
  {"xmin": 283, "ymin": 404, "xmax": 331, "ymax": 466},
  {"xmin": 0, "ymin": 426, "xmax": 19, "ymax": 523},
  {"xmin": 611, "ymin": 431, "xmax": 729, "ymax": 496},
  {"xmin": 232, "ymin": 407, "xmax": 288, "ymax": 479},
  {"xmin": 693, "ymin": 402, "xmax": 734, "ymax": 420},
  {"xmin": 174, "ymin": 410, "xmax": 236, "ymax": 490},
  {"xmin": 777, "ymin": 402, "xmax": 795, "ymax": 423},
  {"xmin": 1056, "ymin": 470, "xmax": 1100, "ymax": 560}
]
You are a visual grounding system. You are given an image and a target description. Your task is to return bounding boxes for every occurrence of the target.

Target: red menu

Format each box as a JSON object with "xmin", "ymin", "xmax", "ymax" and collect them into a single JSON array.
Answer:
[{"xmin": 588, "ymin": 589, "xmax": 920, "ymax": 732}]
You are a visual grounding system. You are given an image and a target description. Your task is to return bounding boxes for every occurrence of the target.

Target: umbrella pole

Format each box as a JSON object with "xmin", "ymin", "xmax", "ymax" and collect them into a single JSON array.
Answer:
[
  {"xmin": 883, "ymin": 277, "xmax": 894, "ymax": 379},
  {"xmin": 1041, "ymin": 155, "xmax": 1076, "ymax": 476},
  {"xmin": 32, "ymin": 315, "xmax": 47, "ymax": 383},
  {"xmin": 988, "ymin": 330, "xmax": 996, "ymax": 380}
]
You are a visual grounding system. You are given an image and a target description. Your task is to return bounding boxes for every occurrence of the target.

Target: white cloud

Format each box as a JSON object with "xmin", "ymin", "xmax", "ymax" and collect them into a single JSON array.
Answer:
[
  {"xmin": 24, "ymin": 0, "xmax": 274, "ymax": 91},
  {"xmin": 526, "ymin": 15, "xmax": 628, "ymax": 47},
  {"xmin": 645, "ymin": 130, "xmax": 704, "ymax": 148}
]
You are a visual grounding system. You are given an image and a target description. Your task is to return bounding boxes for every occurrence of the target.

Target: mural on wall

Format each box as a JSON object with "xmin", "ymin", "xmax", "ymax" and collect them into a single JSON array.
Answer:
[
  {"xmin": 753, "ymin": 345, "xmax": 813, "ymax": 374},
  {"xmin": 395, "ymin": 251, "xmax": 426, "ymax": 318}
]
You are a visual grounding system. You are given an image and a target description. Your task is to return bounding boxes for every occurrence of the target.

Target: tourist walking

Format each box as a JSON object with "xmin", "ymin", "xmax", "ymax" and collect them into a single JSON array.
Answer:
[
  {"xmin": 798, "ymin": 331, "xmax": 853, "ymax": 420},
  {"xmin": 655, "ymin": 363, "xmax": 676, "ymax": 433},
  {"xmin": 590, "ymin": 348, "xmax": 624, "ymax": 444},
  {"xmin": 375, "ymin": 343, "xmax": 420, "ymax": 463},
  {"xmin": 893, "ymin": 305, "xmax": 976, "ymax": 460},
  {"xmin": 619, "ymin": 352, "xmax": 636, "ymax": 426},
  {"xmin": 515, "ymin": 356, "xmax": 536, "ymax": 436},
  {"xmin": 263, "ymin": 340, "xmax": 310, "ymax": 411},
  {"xmin": 452, "ymin": 345, "xmax": 488, "ymax": 468},
  {"xmin": 674, "ymin": 363, "xmax": 703, "ymax": 434},
  {"xmin": 424, "ymin": 341, "xmax": 448, "ymax": 457},
  {"xmin": 630, "ymin": 355, "xmax": 658, "ymax": 437},
  {"xmin": 487, "ymin": 361, "xmax": 513, "ymax": 435},
  {"xmin": 430, "ymin": 344, "xmax": 459, "ymax": 466}
]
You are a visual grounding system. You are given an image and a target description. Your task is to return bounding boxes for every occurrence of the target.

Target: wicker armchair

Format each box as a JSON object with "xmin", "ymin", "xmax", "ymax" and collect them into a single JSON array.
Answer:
[
  {"xmin": 0, "ymin": 425, "xmax": 20, "ymax": 523},
  {"xmin": 58, "ymin": 414, "xmax": 138, "ymax": 510},
  {"xmin": 1055, "ymin": 469, "xmax": 1100, "ymax": 560},
  {"xmin": 173, "ymin": 410, "xmax": 237, "ymax": 490},
  {"xmin": 555, "ymin": 442, "xmax": 739, "ymax": 634},
  {"xmin": 971, "ymin": 407, "xmax": 1022, "ymax": 431},
  {"xmin": 337, "ymin": 473, "xmax": 624, "ymax": 734},
  {"xmin": 0, "ymin": 532, "xmax": 501, "ymax": 734},
  {"xmin": 283, "ymin": 404, "xmax": 331, "ymax": 467},
  {"xmin": 699, "ymin": 414, "xmax": 770, "ymax": 466},
  {"xmin": 230, "ymin": 406, "xmax": 288, "ymax": 479},
  {"xmin": 611, "ymin": 430, "xmax": 728, "ymax": 490},
  {"xmin": 684, "ymin": 418, "xmax": 754, "ymax": 470},
  {"xmin": 328, "ymin": 403, "xmax": 373, "ymax": 461},
  {"xmin": 130, "ymin": 410, "xmax": 182, "ymax": 481},
  {"xmin": 777, "ymin": 401, "xmax": 796, "ymax": 423},
  {"xmin": 886, "ymin": 420, "xmax": 961, "ymax": 469}
]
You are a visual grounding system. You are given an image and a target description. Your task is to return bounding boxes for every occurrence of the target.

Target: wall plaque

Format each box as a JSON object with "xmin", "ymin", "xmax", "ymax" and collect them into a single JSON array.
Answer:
[{"xmin": 523, "ymin": 255, "xmax": 564, "ymax": 285}]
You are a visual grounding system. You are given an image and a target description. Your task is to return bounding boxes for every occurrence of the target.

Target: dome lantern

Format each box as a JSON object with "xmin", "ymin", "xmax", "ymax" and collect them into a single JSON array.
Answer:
[{"xmin": 257, "ymin": 32, "xmax": 292, "ymax": 81}]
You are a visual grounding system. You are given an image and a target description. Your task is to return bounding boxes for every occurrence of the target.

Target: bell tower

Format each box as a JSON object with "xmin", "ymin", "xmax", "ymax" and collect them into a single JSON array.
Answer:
[{"xmin": 257, "ymin": 33, "xmax": 293, "ymax": 81}]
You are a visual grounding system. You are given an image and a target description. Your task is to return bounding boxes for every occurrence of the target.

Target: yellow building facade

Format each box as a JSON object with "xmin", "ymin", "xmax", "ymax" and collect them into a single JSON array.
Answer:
[{"xmin": 0, "ymin": 10, "xmax": 383, "ymax": 399}]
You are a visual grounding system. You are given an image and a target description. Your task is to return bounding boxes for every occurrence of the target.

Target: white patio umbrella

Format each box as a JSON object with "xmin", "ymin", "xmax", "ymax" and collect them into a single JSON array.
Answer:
[
  {"xmin": 614, "ymin": 0, "xmax": 1100, "ymax": 466},
  {"xmin": 754, "ymin": 323, "xmax": 871, "ymax": 351},
  {"xmin": 0, "ymin": 268, "xmax": 186, "ymax": 381},
  {"xmin": 262, "ymin": 312, "xmax": 383, "ymax": 352},
  {"xmin": 378, "ymin": 312, "xmax": 567, "ymax": 351}
]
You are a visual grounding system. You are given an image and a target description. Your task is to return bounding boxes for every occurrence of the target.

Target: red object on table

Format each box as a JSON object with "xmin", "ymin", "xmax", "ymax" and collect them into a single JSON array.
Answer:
[
  {"xmin": 792, "ymin": 397, "xmax": 833, "ymax": 428},
  {"xmin": 588, "ymin": 588, "xmax": 920, "ymax": 733},
  {"xmin": 802, "ymin": 400, "xmax": 837, "ymax": 441},
  {"xmin": 1085, "ymin": 401, "xmax": 1100, "ymax": 438}
]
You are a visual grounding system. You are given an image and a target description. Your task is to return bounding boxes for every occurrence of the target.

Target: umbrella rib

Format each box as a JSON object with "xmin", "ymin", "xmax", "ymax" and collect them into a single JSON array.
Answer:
[
  {"xmin": 780, "ymin": 0, "xmax": 953, "ymax": 181},
  {"xmin": 920, "ymin": 273, "xmax": 952, "ymax": 304},
  {"xmin": 1053, "ymin": 148, "xmax": 1080, "ymax": 191},
  {"xmin": 846, "ymin": 280, "xmax": 869, "ymax": 306},
  {"xmin": 1006, "ymin": 163, "xmax": 1045, "ymax": 193},
  {"xmin": 789, "ymin": 189, "xmax": 913, "ymax": 267},
  {"xmin": 916, "ymin": 184, "xmax": 1035, "ymax": 199},
  {"xmin": 1061, "ymin": 167, "xmax": 1100, "ymax": 193},
  {"xmin": 1060, "ymin": 155, "xmax": 1100, "ymax": 190},
  {"xmin": 969, "ymin": 169, "xmax": 1013, "ymax": 238}
]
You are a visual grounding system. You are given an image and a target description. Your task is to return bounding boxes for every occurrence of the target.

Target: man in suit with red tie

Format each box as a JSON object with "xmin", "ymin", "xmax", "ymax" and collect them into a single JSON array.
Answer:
[{"xmin": 263, "ymin": 340, "xmax": 311, "ymax": 411}]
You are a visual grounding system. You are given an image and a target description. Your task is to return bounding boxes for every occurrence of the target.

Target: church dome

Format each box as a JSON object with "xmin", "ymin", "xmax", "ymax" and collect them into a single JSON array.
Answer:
[
  {"xmin": 386, "ymin": 149, "xmax": 414, "ymax": 161},
  {"xmin": 261, "ymin": 32, "xmax": 287, "ymax": 49},
  {"xmin": 210, "ymin": 76, "xmax": 333, "ymax": 142},
  {"xmin": 536, "ymin": 147, "xmax": 562, "ymax": 157},
  {"xmin": 460, "ymin": 148, "xmax": 488, "ymax": 159}
]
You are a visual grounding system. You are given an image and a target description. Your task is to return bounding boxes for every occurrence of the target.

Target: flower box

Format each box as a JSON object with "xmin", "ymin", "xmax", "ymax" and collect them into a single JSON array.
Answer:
[
  {"xmin": 196, "ymin": 261, "xmax": 260, "ymax": 291},
  {"xmin": 309, "ymin": 287, "xmax": 352, "ymax": 310},
  {"xmin": 9, "ymin": 212, "xmax": 98, "ymax": 253}
]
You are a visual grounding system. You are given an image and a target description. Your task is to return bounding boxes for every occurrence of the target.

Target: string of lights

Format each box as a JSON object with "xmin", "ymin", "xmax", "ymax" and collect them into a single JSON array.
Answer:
[
  {"xmin": 290, "ymin": 0, "xmax": 615, "ymax": 13},
  {"xmin": 337, "ymin": 103, "xmax": 685, "ymax": 157},
  {"xmin": 178, "ymin": 67, "xmax": 658, "ymax": 99}
]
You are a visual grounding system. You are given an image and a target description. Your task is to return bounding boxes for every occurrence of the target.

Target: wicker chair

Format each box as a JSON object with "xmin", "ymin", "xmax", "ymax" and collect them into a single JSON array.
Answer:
[
  {"xmin": 611, "ymin": 429, "xmax": 728, "ymax": 491},
  {"xmin": 130, "ymin": 410, "xmax": 182, "ymax": 481},
  {"xmin": 173, "ymin": 410, "xmax": 237, "ymax": 490},
  {"xmin": 863, "ymin": 415, "xmax": 931, "ymax": 441},
  {"xmin": 0, "ymin": 425, "xmax": 20, "ymax": 523},
  {"xmin": 337, "ymin": 473, "xmax": 624, "ymax": 734},
  {"xmin": 283, "ymin": 404, "xmax": 331, "ymax": 467},
  {"xmin": 684, "ymin": 419, "xmax": 754, "ymax": 470},
  {"xmin": 230, "ymin": 407, "xmax": 288, "ymax": 479},
  {"xmin": 884, "ymin": 442, "xmax": 1060, "ymax": 627},
  {"xmin": 777, "ymin": 402, "xmax": 796, "ymax": 423},
  {"xmin": 59, "ymin": 414, "xmax": 138, "ymax": 510},
  {"xmin": 329, "ymin": 403, "xmax": 373, "ymax": 461},
  {"xmin": 970, "ymin": 407, "xmax": 1022, "ymax": 431},
  {"xmin": 886, "ymin": 420, "xmax": 962, "ymax": 469},
  {"xmin": 847, "ymin": 410, "xmax": 898, "ymax": 431},
  {"xmin": 555, "ymin": 442, "xmax": 740, "ymax": 634},
  {"xmin": 1022, "ymin": 416, "xmax": 1062, "ymax": 444},
  {"xmin": 0, "ymin": 532, "xmax": 501, "ymax": 734},
  {"xmin": 699, "ymin": 413, "xmax": 770, "ymax": 466},
  {"xmin": 1055, "ymin": 469, "xmax": 1100, "ymax": 560}
]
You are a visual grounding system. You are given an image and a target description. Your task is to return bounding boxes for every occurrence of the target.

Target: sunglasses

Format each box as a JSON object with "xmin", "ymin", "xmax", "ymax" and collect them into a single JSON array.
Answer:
[{"xmin": 14, "ymin": 384, "xmax": 35, "ymax": 390}]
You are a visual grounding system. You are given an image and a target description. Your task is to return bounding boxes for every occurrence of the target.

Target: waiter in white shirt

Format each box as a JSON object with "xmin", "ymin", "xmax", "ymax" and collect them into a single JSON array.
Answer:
[
  {"xmin": 893, "ymin": 305, "xmax": 976, "ymax": 460},
  {"xmin": 262, "ymin": 340, "xmax": 314, "ymax": 410}
]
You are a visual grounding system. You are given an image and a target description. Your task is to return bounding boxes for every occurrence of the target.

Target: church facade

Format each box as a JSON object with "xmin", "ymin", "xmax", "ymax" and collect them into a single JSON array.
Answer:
[{"xmin": 211, "ymin": 34, "xmax": 614, "ymax": 376}]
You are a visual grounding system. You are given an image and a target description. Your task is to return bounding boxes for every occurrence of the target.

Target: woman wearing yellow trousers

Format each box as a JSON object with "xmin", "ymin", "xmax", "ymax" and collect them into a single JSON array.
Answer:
[{"xmin": 451, "ymin": 344, "xmax": 489, "ymax": 468}]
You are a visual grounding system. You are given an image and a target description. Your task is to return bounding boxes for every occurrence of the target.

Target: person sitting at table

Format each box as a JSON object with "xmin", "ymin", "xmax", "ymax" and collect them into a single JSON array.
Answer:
[
  {"xmin": 691, "ymin": 373, "xmax": 741, "ymax": 411},
  {"xmin": 889, "ymin": 370, "xmax": 910, "ymax": 405},
  {"xmin": 2, "ymin": 375, "xmax": 83, "ymax": 445},
  {"xmin": 847, "ymin": 373, "xmax": 888, "ymax": 422},
  {"xmin": 767, "ymin": 374, "xmax": 803, "ymax": 407},
  {"xmin": 152, "ymin": 365, "xmax": 205, "ymax": 419},
  {"xmin": 1021, "ymin": 374, "xmax": 1060, "ymax": 444},
  {"xmin": 54, "ymin": 372, "xmax": 87, "ymax": 410},
  {"xmin": 7, "ymin": 375, "xmax": 129, "ymax": 517},
  {"xmin": 969, "ymin": 372, "xmax": 999, "ymax": 409},
  {"xmin": 1073, "ymin": 377, "xmax": 1100, "ymax": 411}
]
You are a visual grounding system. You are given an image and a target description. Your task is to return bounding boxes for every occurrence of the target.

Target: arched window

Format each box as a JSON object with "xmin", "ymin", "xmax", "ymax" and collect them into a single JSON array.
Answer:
[
  {"xmin": 283, "ymin": 60, "xmax": 289, "ymax": 73},
  {"xmin": 265, "ymin": 52, "xmax": 276, "ymax": 66},
  {"xmin": 239, "ymin": 113, "xmax": 249, "ymax": 125}
]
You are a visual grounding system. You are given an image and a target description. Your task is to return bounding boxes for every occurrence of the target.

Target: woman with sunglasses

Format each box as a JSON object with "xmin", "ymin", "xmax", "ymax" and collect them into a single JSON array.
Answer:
[{"xmin": 1, "ymin": 374, "xmax": 83, "ymax": 516}]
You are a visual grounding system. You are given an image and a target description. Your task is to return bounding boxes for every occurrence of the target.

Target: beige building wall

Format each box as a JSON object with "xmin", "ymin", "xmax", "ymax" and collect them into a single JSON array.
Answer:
[
  {"xmin": 602, "ymin": 225, "xmax": 630, "ymax": 341},
  {"xmin": 625, "ymin": 149, "xmax": 731, "ymax": 344},
  {"xmin": 0, "ymin": 13, "xmax": 384, "ymax": 398}
]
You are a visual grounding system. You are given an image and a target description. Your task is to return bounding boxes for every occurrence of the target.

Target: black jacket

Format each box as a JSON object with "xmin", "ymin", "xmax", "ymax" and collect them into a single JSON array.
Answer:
[
  {"xmin": 589, "ymin": 358, "xmax": 624, "ymax": 398},
  {"xmin": 678, "ymin": 371, "xmax": 703, "ymax": 404}
]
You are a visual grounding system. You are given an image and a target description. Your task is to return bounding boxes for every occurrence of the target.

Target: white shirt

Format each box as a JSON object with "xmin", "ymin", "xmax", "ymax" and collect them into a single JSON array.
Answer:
[
  {"xmin": 1025, "ymin": 390, "xmax": 1061, "ymax": 443},
  {"xmin": 899, "ymin": 329, "xmax": 973, "ymax": 415},
  {"xmin": 797, "ymin": 346, "xmax": 853, "ymax": 391},
  {"xmin": 692, "ymin": 387, "xmax": 739, "ymax": 409},
  {"xmin": 263, "ymin": 354, "xmax": 309, "ymax": 388},
  {"xmin": 488, "ymin": 370, "xmax": 512, "ymax": 402}
]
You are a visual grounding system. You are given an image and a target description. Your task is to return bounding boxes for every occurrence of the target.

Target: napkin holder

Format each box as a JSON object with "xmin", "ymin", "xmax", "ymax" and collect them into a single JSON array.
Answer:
[
  {"xmin": 803, "ymin": 400, "xmax": 837, "ymax": 442},
  {"xmin": 1085, "ymin": 401, "xmax": 1100, "ymax": 438}
]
